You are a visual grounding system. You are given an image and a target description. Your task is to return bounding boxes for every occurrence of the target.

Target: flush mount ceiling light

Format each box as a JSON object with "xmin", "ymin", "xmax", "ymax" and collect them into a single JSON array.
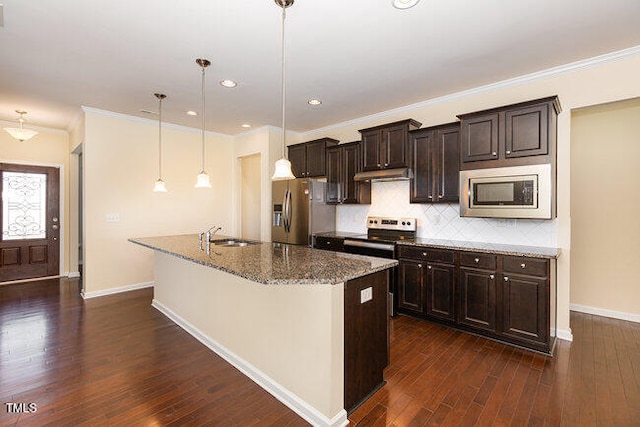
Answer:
[
  {"xmin": 241, "ymin": 124, "xmax": 251, "ymax": 128},
  {"xmin": 4, "ymin": 110, "xmax": 38, "ymax": 142},
  {"xmin": 271, "ymin": 0, "xmax": 296, "ymax": 181},
  {"xmin": 153, "ymin": 93, "xmax": 168, "ymax": 193},
  {"xmin": 186, "ymin": 110, "xmax": 198, "ymax": 116},
  {"xmin": 307, "ymin": 99, "xmax": 322, "ymax": 106},
  {"xmin": 392, "ymin": 0, "xmax": 420, "ymax": 9},
  {"xmin": 219, "ymin": 79, "xmax": 238, "ymax": 88},
  {"xmin": 194, "ymin": 58, "xmax": 212, "ymax": 189}
]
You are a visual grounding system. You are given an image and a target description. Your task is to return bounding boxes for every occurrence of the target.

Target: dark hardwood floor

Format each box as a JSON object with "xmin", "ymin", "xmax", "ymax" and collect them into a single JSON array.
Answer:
[{"xmin": 1, "ymin": 278, "xmax": 639, "ymax": 426}]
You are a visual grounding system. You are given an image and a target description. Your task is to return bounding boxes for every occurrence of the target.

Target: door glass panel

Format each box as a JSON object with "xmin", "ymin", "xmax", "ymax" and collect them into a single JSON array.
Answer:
[{"xmin": 2, "ymin": 171, "xmax": 47, "ymax": 240}]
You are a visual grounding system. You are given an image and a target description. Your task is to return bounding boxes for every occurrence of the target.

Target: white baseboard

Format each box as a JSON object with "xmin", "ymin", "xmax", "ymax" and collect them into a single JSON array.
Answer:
[
  {"xmin": 570, "ymin": 303, "xmax": 640, "ymax": 324},
  {"xmin": 555, "ymin": 328, "xmax": 573, "ymax": 342},
  {"xmin": 81, "ymin": 281, "xmax": 154, "ymax": 299},
  {"xmin": 67, "ymin": 271, "xmax": 81, "ymax": 278},
  {"xmin": 152, "ymin": 299, "xmax": 348, "ymax": 427}
]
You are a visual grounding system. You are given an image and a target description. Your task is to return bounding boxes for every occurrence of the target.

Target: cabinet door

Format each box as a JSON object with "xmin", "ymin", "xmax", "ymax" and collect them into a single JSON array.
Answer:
[
  {"xmin": 305, "ymin": 140, "xmax": 328, "ymax": 177},
  {"xmin": 505, "ymin": 104, "xmax": 548, "ymax": 158},
  {"xmin": 459, "ymin": 267, "xmax": 496, "ymax": 332},
  {"xmin": 435, "ymin": 126, "xmax": 460, "ymax": 203},
  {"xmin": 426, "ymin": 263, "xmax": 455, "ymax": 322},
  {"xmin": 410, "ymin": 131, "xmax": 435, "ymax": 203},
  {"xmin": 500, "ymin": 274, "xmax": 548, "ymax": 344},
  {"xmin": 397, "ymin": 259, "xmax": 426, "ymax": 315},
  {"xmin": 342, "ymin": 143, "xmax": 364, "ymax": 204},
  {"xmin": 325, "ymin": 146, "xmax": 341, "ymax": 204},
  {"xmin": 361, "ymin": 130, "xmax": 381, "ymax": 171},
  {"xmin": 384, "ymin": 124, "xmax": 409, "ymax": 169},
  {"xmin": 460, "ymin": 113, "xmax": 499, "ymax": 163},
  {"xmin": 288, "ymin": 144, "xmax": 307, "ymax": 177}
]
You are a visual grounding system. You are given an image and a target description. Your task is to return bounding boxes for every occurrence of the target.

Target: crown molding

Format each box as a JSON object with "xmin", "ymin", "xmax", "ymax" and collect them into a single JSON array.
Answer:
[
  {"xmin": 81, "ymin": 106, "xmax": 233, "ymax": 139},
  {"xmin": 300, "ymin": 44, "xmax": 640, "ymax": 138}
]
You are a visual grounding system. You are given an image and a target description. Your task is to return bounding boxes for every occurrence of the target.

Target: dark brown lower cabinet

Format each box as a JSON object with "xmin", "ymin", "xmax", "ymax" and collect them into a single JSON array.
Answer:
[
  {"xmin": 344, "ymin": 270, "xmax": 389, "ymax": 414},
  {"xmin": 426, "ymin": 263, "xmax": 456, "ymax": 322},
  {"xmin": 397, "ymin": 259, "xmax": 426, "ymax": 315},
  {"xmin": 500, "ymin": 273, "xmax": 548, "ymax": 346},
  {"xmin": 458, "ymin": 267, "xmax": 497, "ymax": 332},
  {"xmin": 396, "ymin": 245, "xmax": 555, "ymax": 354}
]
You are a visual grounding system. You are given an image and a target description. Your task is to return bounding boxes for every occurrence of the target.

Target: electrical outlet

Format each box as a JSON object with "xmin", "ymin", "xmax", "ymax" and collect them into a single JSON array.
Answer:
[
  {"xmin": 105, "ymin": 213, "xmax": 120, "ymax": 223},
  {"xmin": 360, "ymin": 287, "xmax": 373, "ymax": 304}
]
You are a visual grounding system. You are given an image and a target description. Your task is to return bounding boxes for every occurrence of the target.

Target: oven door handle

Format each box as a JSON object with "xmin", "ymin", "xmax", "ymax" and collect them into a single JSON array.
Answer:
[{"xmin": 343, "ymin": 240, "xmax": 395, "ymax": 251}]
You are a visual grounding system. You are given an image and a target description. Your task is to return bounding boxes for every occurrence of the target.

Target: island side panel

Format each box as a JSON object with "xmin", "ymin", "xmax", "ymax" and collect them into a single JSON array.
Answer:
[
  {"xmin": 344, "ymin": 269, "xmax": 389, "ymax": 414},
  {"xmin": 152, "ymin": 251, "xmax": 345, "ymax": 421}
]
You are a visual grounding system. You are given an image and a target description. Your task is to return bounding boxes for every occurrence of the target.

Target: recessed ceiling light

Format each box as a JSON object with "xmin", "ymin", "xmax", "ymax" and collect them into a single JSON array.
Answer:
[
  {"xmin": 308, "ymin": 99, "xmax": 322, "ymax": 106},
  {"xmin": 186, "ymin": 111, "xmax": 198, "ymax": 116},
  {"xmin": 220, "ymin": 80, "xmax": 238, "ymax": 88},
  {"xmin": 392, "ymin": 0, "xmax": 420, "ymax": 9},
  {"xmin": 241, "ymin": 124, "xmax": 251, "ymax": 129}
]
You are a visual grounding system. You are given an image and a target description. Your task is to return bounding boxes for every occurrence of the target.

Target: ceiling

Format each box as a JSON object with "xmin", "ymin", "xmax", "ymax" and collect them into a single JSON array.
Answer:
[{"xmin": 1, "ymin": 0, "xmax": 640, "ymax": 136}]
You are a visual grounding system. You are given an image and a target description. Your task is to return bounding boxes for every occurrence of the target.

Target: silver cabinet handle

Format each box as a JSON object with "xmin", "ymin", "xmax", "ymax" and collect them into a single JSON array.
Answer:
[
  {"xmin": 489, "ymin": 274, "xmax": 495, "ymax": 280},
  {"xmin": 438, "ymin": 195, "xmax": 443, "ymax": 199},
  {"xmin": 418, "ymin": 264, "xmax": 423, "ymax": 268},
  {"xmin": 385, "ymin": 163, "xmax": 389, "ymax": 166},
  {"xmin": 506, "ymin": 150, "xmax": 511, "ymax": 154},
  {"xmin": 521, "ymin": 263, "xmax": 526, "ymax": 268},
  {"xmin": 422, "ymin": 252, "xmax": 427, "ymax": 256},
  {"xmin": 377, "ymin": 163, "xmax": 381, "ymax": 167},
  {"xmin": 504, "ymin": 277, "xmax": 509, "ymax": 281},
  {"xmin": 474, "ymin": 258, "xmax": 480, "ymax": 263},
  {"xmin": 428, "ymin": 196, "xmax": 433, "ymax": 199},
  {"xmin": 427, "ymin": 265, "xmax": 432, "ymax": 270},
  {"xmin": 492, "ymin": 152, "xmax": 497, "ymax": 156},
  {"xmin": 52, "ymin": 224, "xmax": 59, "ymax": 230}
]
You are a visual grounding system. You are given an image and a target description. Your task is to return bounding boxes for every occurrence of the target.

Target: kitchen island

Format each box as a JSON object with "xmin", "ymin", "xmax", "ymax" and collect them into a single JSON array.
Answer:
[{"xmin": 129, "ymin": 234, "xmax": 397, "ymax": 427}]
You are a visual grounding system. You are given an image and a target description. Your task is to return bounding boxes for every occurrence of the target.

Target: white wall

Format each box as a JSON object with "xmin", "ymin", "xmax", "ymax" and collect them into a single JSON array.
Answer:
[
  {"xmin": 570, "ymin": 98, "xmax": 640, "ymax": 321},
  {"xmin": 240, "ymin": 154, "xmax": 262, "ymax": 240},
  {"xmin": 82, "ymin": 109, "xmax": 234, "ymax": 295},
  {"xmin": 297, "ymin": 47, "xmax": 640, "ymax": 338}
]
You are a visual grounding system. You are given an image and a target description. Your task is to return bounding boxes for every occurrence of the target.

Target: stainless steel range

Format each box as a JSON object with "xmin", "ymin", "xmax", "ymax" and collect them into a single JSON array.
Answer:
[{"xmin": 343, "ymin": 216, "xmax": 417, "ymax": 315}]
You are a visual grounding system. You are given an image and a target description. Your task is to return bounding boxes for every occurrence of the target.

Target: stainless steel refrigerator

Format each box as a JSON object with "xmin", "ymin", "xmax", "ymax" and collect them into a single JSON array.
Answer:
[{"xmin": 272, "ymin": 178, "xmax": 336, "ymax": 246}]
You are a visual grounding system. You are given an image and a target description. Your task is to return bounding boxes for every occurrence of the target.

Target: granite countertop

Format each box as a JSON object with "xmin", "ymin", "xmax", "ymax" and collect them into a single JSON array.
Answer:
[
  {"xmin": 314, "ymin": 231, "xmax": 366, "ymax": 239},
  {"xmin": 129, "ymin": 234, "xmax": 397, "ymax": 285},
  {"xmin": 398, "ymin": 238, "xmax": 560, "ymax": 259}
]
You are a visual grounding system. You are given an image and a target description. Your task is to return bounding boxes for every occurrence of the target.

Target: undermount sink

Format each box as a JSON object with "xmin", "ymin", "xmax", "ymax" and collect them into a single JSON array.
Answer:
[{"xmin": 210, "ymin": 238, "xmax": 260, "ymax": 247}]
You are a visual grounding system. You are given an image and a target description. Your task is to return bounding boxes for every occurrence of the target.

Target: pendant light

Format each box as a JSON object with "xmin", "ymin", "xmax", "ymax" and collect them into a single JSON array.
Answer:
[
  {"xmin": 4, "ymin": 110, "xmax": 38, "ymax": 142},
  {"xmin": 271, "ymin": 0, "xmax": 296, "ymax": 181},
  {"xmin": 153, "ymin": 93, "xmax": 168, "ymax": 192},
  {"xmin": 195, "ymin": 58, "xmax": 212, "ymax": 188}
]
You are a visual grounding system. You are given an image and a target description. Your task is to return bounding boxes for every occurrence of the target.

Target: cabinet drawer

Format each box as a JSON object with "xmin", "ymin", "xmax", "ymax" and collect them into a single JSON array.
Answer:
[
  {"xmin": 460, "ymin": 252, "xmax": 497, "ymax": 270},
  {"xmin": 398, "ymin": 246, "xmax": 455, "ymax": 264},
  {"xmin": 502, "ymin": 256, "xmax": 548, "ymax": 277},
  {"xmin": 314, "ymin": 237, "xmax": 344, "ymax": 252}
]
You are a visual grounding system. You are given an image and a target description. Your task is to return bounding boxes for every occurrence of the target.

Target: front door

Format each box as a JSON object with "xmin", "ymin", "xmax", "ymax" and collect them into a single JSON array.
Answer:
[{"xmin": 0, "ymin": 163, "xmax": 60, "ymax": 282}]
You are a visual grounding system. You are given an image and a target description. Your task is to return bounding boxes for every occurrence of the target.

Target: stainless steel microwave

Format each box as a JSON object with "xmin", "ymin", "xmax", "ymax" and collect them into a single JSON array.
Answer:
[{"xmin": 460, "ymin": 164, "xmax": 553, "ymax": 219}]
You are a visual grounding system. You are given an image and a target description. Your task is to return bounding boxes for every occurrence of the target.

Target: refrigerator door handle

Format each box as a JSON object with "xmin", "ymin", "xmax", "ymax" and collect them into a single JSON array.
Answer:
[
  {"xmin": 282, "ymin": 189, "xmax": 289, "ymax": 232},
  {"xmin": 285, "ymin": 189, "xmax": 293, "ymax": 233}
]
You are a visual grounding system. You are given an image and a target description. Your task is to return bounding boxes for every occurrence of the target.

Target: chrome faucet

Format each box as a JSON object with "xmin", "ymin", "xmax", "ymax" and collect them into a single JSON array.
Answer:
[{"xmin": 200, "ymin": 226, "xmax": 223, "ymax": 255}]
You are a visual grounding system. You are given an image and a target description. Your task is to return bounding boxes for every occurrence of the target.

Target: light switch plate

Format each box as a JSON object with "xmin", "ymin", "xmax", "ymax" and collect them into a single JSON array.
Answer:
[
  {"xmin": 360, "ymin": 287, "xmax": 373, "ymax": 304},
  {"xmin": 105, "ymin": 213, "xmax": 120, "ymax": 223}
]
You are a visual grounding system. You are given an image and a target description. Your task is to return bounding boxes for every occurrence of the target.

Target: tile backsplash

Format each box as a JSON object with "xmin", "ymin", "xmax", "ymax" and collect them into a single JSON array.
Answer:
[{"xmin": 336, "ymin": 180, "xmax": 557, "ymax": 247}]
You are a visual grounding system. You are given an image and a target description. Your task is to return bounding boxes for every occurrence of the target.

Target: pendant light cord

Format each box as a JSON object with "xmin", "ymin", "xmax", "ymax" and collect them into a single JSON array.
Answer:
[
  {"xmin": 281, "ymin": 3, "xmax": 286, "ymax": 158},
  {"xmin": 158, "ymin": 97, "xmax": 163, "ymax": 179},
  {"xmin": 201, "ymin": 64, "xmax": 206, "ymax": 172}
]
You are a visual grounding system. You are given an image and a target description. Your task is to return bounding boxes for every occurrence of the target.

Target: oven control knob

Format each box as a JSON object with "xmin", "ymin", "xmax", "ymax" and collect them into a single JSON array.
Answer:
[
  {"xmin": 369, "ymin": 220, "xmax": 373, "ymax": 224},
  {"xmin": 374, "ymin": 220, "xmax": 378, "ymax": 224},
  {"xmin": 402, "ymin": 221, "xmax": 406, "ymax": 226},
  {"xmin": 407, "ymin": 221, "xmax": 411, "ymax": 226}
]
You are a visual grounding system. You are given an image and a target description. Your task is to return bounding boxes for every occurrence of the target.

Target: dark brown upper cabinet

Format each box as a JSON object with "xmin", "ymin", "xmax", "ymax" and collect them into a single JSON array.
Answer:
[
  {"xmin": 457, "ymin": 96, "xmax": 561, "ymax": 170},
  {"xmin": 359, "ymin": 119, "xmax": 422, "ymax": 172},
  {"xmin": 410, "ymin": 122, "xmax": 460, "ymax": 204},
  {"xmin": 326, "ymin": 142, "xmax": 371, "ymax": 205},
  {"xmin": 287, "ymin": 137, "xmax": 339, "ymax": 178}
]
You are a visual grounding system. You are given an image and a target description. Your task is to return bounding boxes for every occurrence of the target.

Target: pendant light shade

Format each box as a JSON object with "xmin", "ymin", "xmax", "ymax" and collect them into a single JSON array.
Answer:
[
  {"xmin": 4, "ymin": 110, "xmax": 38, "ymax": 142},
  {"xmin": 195, "ymin": 58, "xmax": 212, "ymax": 188},
  {"xmin": 153, "ymin": 93, "xmax": 168, "ymax": 192},
  {"xmin": 271, "ymin": 0, "xmax": 296, "ymax": 181}
]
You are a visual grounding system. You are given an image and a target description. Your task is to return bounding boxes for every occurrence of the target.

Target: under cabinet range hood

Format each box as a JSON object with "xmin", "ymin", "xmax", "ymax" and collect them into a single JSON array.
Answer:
[{"xmin": 353, "ymin": 167, "xmax": 413, "ymax": 182}]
